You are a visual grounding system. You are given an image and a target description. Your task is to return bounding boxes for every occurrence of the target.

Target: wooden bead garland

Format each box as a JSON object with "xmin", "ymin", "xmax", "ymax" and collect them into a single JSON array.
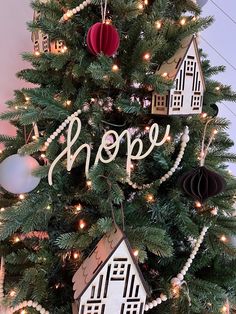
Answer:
[
  {"xmin": 60, "ymin": 0, "xmax": 93, "ymax": 22},
  {"xmin": 125, "ymin": 126, "xmax": 190, "ymax": 190},
  {"xmin": 144, "ymin": 226, "xmax": 209, "ymax": 311},
  {"xmin": 43, "ymin": 109, "xmax": 82, "ymax": 149}
]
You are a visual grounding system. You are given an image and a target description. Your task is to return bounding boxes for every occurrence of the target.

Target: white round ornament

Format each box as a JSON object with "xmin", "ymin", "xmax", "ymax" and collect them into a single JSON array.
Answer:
[{"xmin": 0, "ymin": 154, "xmax": 41, "ymax": 194}]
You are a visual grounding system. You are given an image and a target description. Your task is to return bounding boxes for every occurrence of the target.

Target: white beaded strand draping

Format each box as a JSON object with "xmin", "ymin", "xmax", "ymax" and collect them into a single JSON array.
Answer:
[
  {"xmin": 0, "ymin": 258, "xmax": 49, "ymax": 314},
  {"xmin": 144, "ymin": 226, "xmax": 209, "ymax": 311},
  {"xmin": 60, "ymin": 0, "xmax": 93, "ymax": 22}
]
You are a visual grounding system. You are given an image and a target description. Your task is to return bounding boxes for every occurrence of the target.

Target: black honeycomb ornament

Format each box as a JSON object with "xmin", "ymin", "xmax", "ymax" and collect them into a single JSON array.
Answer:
[{"xmin": 179, "ymin": 166, "xmax": 226, "ymax": 203}]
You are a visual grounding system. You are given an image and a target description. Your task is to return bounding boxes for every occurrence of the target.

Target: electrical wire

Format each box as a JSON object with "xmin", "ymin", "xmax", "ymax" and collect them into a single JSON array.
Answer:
[
  {"xmin": 209, "ymin": 0, "xmax": 236, "ymax": 25},
  {"xmin": 200, "ymin": 35, "xmax": 236, "ymax": 72}
]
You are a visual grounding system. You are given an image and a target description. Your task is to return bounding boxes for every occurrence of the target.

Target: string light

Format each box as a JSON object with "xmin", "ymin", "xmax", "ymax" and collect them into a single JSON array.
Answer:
[
  {"xmin": 105, "ymin": 19, "xmax": 112, "ymax": 25},
  {"xmin": 155, "ymin": 21, "xmax": 162, "ymax": 29},
  {"xmin": 9, "ymin": 290, "xmax": 16, "ymax": 297},
  {"xmin": 192, "ymin": 16, "xmax": 197, "ymax": 21},
  {"xmin": 144, "ymin": 0, "xmax": 148, "ymax": 4},
  {"xmin": 143, "ymin": 53, "xmax": 151, "ymax": 61},
  {"xmin": 195, "ymin": 201, "xmax": 202, "ymax": 208},
  {"xmin": 133, "ymin": 250, "xmax": 139, "ymax": 257},
  {"xmin": 215, "ymin": 86, "xmax": 221, "ymax": 91},
  {"xmin": 13, "ymin": 236, "xmax": 20, "ymax": 244},
  {"xmin": 34, "ymin": 51, "xmax": 40, "ymax": 57},
  {"xmin": 61, "ymin": 46, "xmax": 68, "ymax": 53},
  {"xmin": 166, "ymin": 136, "xmax": 171, "ymax": 142},
  {"xmin": 79, "ymin": 220, "xmax": 86, "ymax": 230},
  {"xmin": 213, "ymin": 129, "xmax": 218, "ymax": 135},
  {"xmin": 46, "ymin": 205, "xmax": 51, "ymax": 210},
  {"xmin": 19, "ymin": 194, "xmax": 25, "ymax": 200},
  {"xmin": 75, "ymin": 204, "xmax": 82, "ymax": 212},
  {"xmin": 162, "ymin": 72, "xmax": 168, "ymax": 78},
  {"xmin": 146, "ymin": 194, "xmax": 155, "ymax": 203},
  {"xmin": 65, "ymin": 100, "xmax": 72, "ymax": 106},
  {"xmin": 25, "ymin": 96, "xmax": 30, "ymax": 102},
  {"xmin": 220, "ymin": 235, "xmax": 227, "ymax": 243},
  {"xmin": 15, "ymin": 106, "xmax": 18, "ymax": 110},
  {"xmin": 0, "ymin": 149, "xmax": 3, "ymax": 154},
  {"xmin": 20, "ymin": 310, "xmax": 27, "ymax": 314},
  {"xmin": 41, "ymin": 153, "xmax": 46, "ymax": 158},
  {"xmin": 0, "ymin": 207, "xmax": 5, "ymax": 212},
  {"xmin": 180, "ymin": 18, "xmax": 187, "ymax": 26},
  {"xmin": 32, "ymin": 135, "xmax": 38, "ymax": 140},
  {"xmin": 145, "ymin": 126, "xmax": 150, "ymax": 131},
  {"xmin": 87, "ymin": 180, "xmax": 92, "ymax": 188},
  {"xmin": 201, "ymin": 112, "xmax": 208, "ymax": 118},
  {"xmin": 73, "ymin": 252, "xmax": 80, "ymax": 259},
  {"xmin": 112, "ymin": 64, "xmax": 119, "ymax": 72},
  {"xmin": 138, "ymin": 3, "xmax": 144, "ymax": 10}
]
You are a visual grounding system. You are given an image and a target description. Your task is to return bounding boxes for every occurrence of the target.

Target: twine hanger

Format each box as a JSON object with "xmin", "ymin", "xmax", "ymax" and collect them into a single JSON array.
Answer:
[{"xmin": 101, "ymin": 0, "xmax": 108, "ymax": 23}]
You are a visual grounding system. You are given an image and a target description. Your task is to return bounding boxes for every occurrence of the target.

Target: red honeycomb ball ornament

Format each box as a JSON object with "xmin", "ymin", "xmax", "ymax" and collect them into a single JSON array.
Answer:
[{"xmin": 86, "ymin": 22, "xmax": 120, "ymax": 57}]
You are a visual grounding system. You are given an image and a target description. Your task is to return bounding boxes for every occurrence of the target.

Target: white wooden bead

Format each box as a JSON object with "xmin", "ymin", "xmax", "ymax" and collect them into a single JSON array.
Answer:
[
  {"xmin": 183, "ymin": 266, "xmax": 189, "ymax": 272},
  {"xmin": 72, "ymin": 8, "xmax": 77, "ymax": 14},
  {"xmin": 77, "ymin": 109, "xmax": 82, "ymax": 114},
  {"xmin": 62, "ymin": 122, "xmax": 67, "ymax": 127},
  {"xmin": 182, "ymin": 134, "xmax": 190, "ymax": 143},
  {"xmin": 50, "ymin": 135, "xmax": 55, "ymax": 140},
  {"xmin": 80, "ymin": 4, "xmax": 84, "ymax": 9},
  {"xmin": 152, "ymin": 300, "xmax": 158, "ymax": 306},
  {"xmin": 149, "ymin": 303, "xmax": 154, "ymax": 309},
  {"xmin": 186, "ymin": 262, "xmax": 192, "ymax": 268},
  {"xmin": 177, "ymin": 273, "xmax": 184, "ymax": 281},
  {"xmin": 47, "ymin": 138, "xmax": 52, "ymax": 143},
  {"xmin": 28, "ymin": 300, "xmax": 33, "ymax": 306},
  {"xmin": 181, "ymin": 270, "xmax": 186, "ymax": 276},
  {"xmin": 156, "ymin": 298, "xmax": 162, "ymax": 304},
  {"xmin": 36, "ymin": 305, "xmax": 42, "ymax": 310},
  {"xmin": 41, "ymin": 310, "xmax": 46, "ymax": 314},
  {"xmin": 145, "ymin": 304, "xmax": 149, "ymax": 311},
  {"xmin": 190, "ymin": 253, "xmax": 196, "ymax": 259},
  {"xmin": 171, "ymin": 277, "xmax": 181, "ymax": 286}
]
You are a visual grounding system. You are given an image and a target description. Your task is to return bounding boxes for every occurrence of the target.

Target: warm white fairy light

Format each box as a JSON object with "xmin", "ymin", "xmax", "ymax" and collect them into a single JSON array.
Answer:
[
  {"xmin": 13, "ymin": 236, "xmax": 20, "ymax": 244},
  {"xmin": 79, "ymin": 220, "xmax": 86, "ymax": 230},
  {"xmin": 34, "ymin": 51, "xmax": 40, "ymax": 57},
  {"xmin": 215, "ymin": 86, "xmax": 221, "ymax": 91},
  {"xmin": 75, "ymin": 204, "xmax": 82, "ymax": 212},
  {"xmin": 180, "ymin": 18, "xmax": 187, "ymax": 25},
  {"xmin": 213, "ymin": 129, "xmax": 218, "ymax": 135},
  {"xmin": 87, "ymin": 180, "xmax": 92, "ymax": 188},
  {"xmin": 46, "ymin": 205, "xmax": 51, "ymax": 210},
  {"xmin": 0, "ymin": 208, "xmax": 5, "ymax": 212},
  {"xmin": 162, "ymin": 72, "xmax": 168, "ymax": 78},
  {"xmin": 20, "ymin": 310, "xmax": 27, "ymax": 314},
  {"xmin": 73, "ymin": 252, "xmax": 80, "ymax": 260},
  {"xmin": 220, "ymin": 235, "xmax": 227, "ymax": 243},
  {"xmin": 9, "ymin": 290, "xmax": 16, "ymax": 297},
  {"xmin": 155, "ymin": 20, "xmax": 162, "ymax": 29},
  {"xmin": 19, "ymin": 194, "xmax": 25, "ymax": 200},
  {"xmin": 138, "ymin": 3, "xmax": 144, "ymax": 10},
  {"xmin": 133, "ymin": 250, "xmax": 139, "ymax": 257},
  {"xmin": 112, "ymin": 64, "xmax": 119, "ymax": 72},
  {"xmin": 201, "ymin": 112, "xmax": 208, "ymax": 118},
  {"xmin": 195, "ymin": 201, "xmax": 202, "ymax": 208},
  {"xmin": 146, "ymin": 194, "xmax": 155, "ymax": 203},
  {"xmin": 143, "ymin": 53, "xmax": 151, "ymax": 61}
]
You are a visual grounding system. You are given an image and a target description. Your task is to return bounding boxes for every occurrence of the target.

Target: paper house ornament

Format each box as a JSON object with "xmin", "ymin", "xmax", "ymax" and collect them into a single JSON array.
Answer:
[
  {"xmin": 32, "ymin": 0, "xmax": 64, "ymax": 54},
  {"xmin": 72, "ymin": 228, "xmax": 150, "ymax": 314},
  {"xmin": 152, "ymin": 36, "xmax": 205, "ymax": 116}
]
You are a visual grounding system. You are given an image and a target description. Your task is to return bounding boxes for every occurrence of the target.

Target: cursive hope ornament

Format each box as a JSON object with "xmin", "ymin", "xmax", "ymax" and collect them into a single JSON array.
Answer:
[{"xmin": 48, "ymin": 116, "xmax": 170, "ymax": 185}]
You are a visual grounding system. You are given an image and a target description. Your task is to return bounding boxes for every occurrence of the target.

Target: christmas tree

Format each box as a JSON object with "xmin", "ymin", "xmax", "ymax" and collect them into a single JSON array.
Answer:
[{"xmin": 0, "ymin": 0, "xmax": 236, "ymax": 313}]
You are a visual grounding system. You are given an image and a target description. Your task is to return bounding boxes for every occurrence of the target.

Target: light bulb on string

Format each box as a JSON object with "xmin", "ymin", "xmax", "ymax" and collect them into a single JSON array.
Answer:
[
  {"xmin": 166, "ymin": 136, "xmax": 171, "ymax": 142},
  {"xmin": 13, "ymin": 236, "xmax": 20, "ymax": 244},
  {"xmin": 0, "ymin": 149, "xmax": 3, "ymax": 154},
  {"xmin": 220, "ymin": 235, "xmax": 227, "ymax": 243},
  {"xmin": 201, "ymin": 112, "xmax": 208, "ymax": 118},
  {"xmin": 0, "ymin": 207, "xmax": 5, "ymax": 212},
  {"xmin": 155, "ymin": 20, "xmax": 162, "ymax": 29},
  {"xmin": 180, "ymin": 18, "xmax": 187, "ymax": 26},
  {"xmin": 112, "ymin": 64, "xmax": 119, "ymax": 72},
  {"xmin": 213, "ymin": 129, "xmax": 218, "ymax": 135},
  {"xmin": 215, "ymin": 86, "xmax": 221, "ymax": 91},
  {"xmin": 79, "ymin": 220, "xmax": 86, "ymax": 230},
  {"xmin": 75, "ymin": 204, "xmax": 82, "ymax": 212},
  {"xmin": 20, "ymin": 310, "xmax": 27, "ymax": 314},
  {"xmin": 73, "ymin": 252, "xmax": 80, "ymax": 260},
  {"xmin": 138, "ymin": 3, "xmax": 144, "ymax": 10},
  {"xmin": 195, "ymin": 201, "xmax": 202, "ymax": 208},
  {"xmin": 34, "ymin": 51, "xmax": 40, "ymax": 57},
  {"xmin": 143, "ymin": 52, "xmax": 151, "ymax": 61},
  {"xmin": 19, "ymin": 194, "xmax": 25, "ymax": 200},
  {"xmin": 162, "ymin": 72, "xmax": 168, "ymax": 78},
  {"xmin": 146, "ymin": 194, "xmax": 155, "ymax": 203},
  {"xmin": 87, "ymin": 180, "xmax": 92, "ymax": 188},
  {"xmin": 133, "ymin": 250, "xmax": 139, "ymax": 257},
  {"xmin": 9, "ymin": 290, "xmax": 16, "ymax": 297},
  {"xmin": 105, "ymin": 19, "xmax": 112, "ymax": 25}
]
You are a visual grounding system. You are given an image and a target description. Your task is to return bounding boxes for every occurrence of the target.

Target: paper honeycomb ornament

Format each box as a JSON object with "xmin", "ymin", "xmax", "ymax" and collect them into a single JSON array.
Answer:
[
  {"xmin": 152, "ymin": 35, "xmax": 205, "ymax": 116},
  {"xmin": 72, "ymin": 228, "xmax": 150, "ymax": 314},
  {"xmin": 32, "ymin": 0, "xmax": 64, "ymax": 54}
]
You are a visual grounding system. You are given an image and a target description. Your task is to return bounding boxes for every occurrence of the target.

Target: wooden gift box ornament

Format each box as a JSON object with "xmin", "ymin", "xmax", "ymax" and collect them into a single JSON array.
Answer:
[
  {"xmin": 152, "ymin": 35, "xmax": 206, "ymax": 116},
  {"xmin": 72, "ymin": 227, "xmax": 150, "ymax": 314}
]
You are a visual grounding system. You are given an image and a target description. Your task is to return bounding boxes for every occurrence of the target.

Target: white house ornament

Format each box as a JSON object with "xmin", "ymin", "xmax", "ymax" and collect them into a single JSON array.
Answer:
[
  {"xmin": 0, "ymin": 154, "xmax": 41, "ymax": 194},
  {"xmin": 0, "ymin": 258, "xmax": 49, "ymax": 314},
  {"xmin": 72, "ymin": 227, "xmax": 150, "ymax": 314},
  {"xmin": 152, "ymin": 36, "xmax": 205, "ymax": 116}
]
